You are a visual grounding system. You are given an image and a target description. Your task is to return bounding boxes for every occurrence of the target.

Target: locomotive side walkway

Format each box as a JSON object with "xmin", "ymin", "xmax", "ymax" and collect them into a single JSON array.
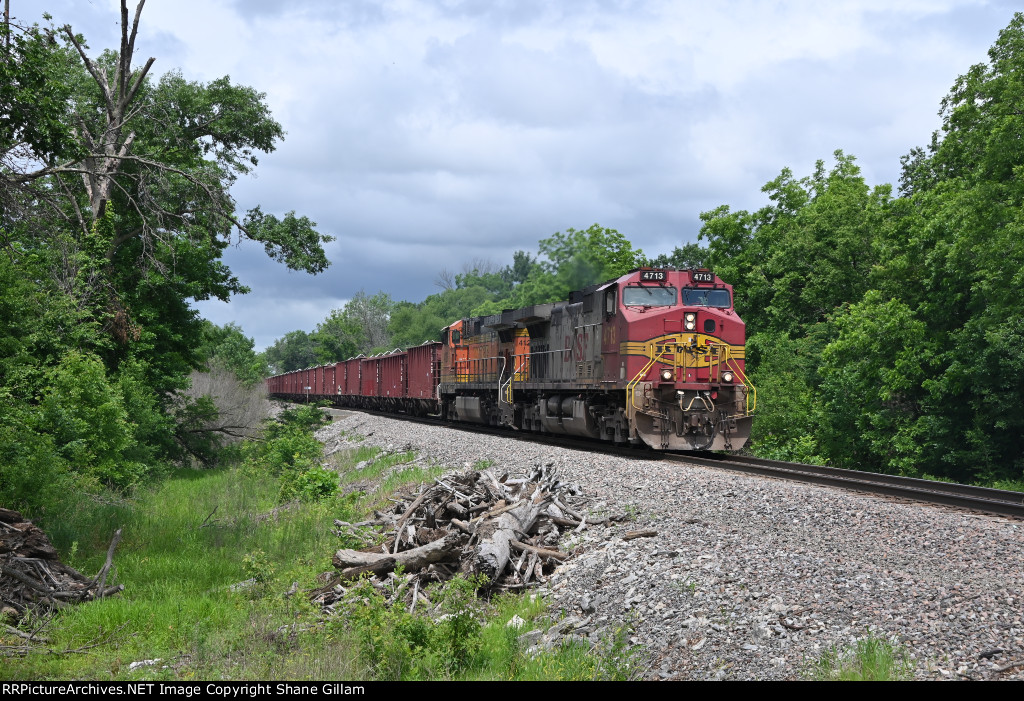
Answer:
[{"xmin": 317, "ymin": 411, "xmax": 1024, "ymax": 681}]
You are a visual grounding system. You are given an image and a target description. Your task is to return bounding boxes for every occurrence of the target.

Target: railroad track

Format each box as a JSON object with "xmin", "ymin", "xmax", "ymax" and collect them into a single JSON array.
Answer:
[
  {"xmin": 669, "ymin": 452, "xmax": 1024, "ymax": 519},
  {"xmin": 323, "ymin": 405, "xmax": 1024, "ymax": 518}
]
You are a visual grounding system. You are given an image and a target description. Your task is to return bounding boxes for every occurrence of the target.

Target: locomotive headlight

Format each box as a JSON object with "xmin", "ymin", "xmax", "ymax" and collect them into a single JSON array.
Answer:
[
  {"xmin": 684, "ymin": 313, "xmax": 696, "ymax": 330},
  {"xmin": 722, "ymin": 371, "xmax": 734, "ymax": 383},
  {"xmin": 661, "ymin": 369, "xmax": 674, "ymax": 381}
]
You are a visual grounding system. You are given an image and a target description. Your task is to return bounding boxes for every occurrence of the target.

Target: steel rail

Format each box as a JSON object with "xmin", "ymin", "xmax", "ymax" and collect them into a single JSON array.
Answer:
[
  {"xmin": 671, "ymin": 452, "xmax": 1024, "ymax": 518},
  {"xmin": 318, "ymin": 405, "xmax": 1024, "ymax": 518}
]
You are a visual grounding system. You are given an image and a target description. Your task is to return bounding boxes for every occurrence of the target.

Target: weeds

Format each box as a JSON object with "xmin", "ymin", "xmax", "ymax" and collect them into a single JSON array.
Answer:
[
  {"xmin": 1, "ymin": 423, "xmax": 644, "ymax": 682},
  {"xmin": 243, "ymin": 405, "xmax": 337, "ymax": 504},
  {"xmin": 332, "ymin": 578, "xmax": 641, "ymax": 681},
  {"xmin": 807, "ymin": 635, "xmax": 914, "ymax": 681}
]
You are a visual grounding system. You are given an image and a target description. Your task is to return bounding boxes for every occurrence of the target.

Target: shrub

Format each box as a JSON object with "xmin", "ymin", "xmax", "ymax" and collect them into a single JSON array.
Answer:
[{"xmin": 244, "ymin": 405, "xmax": 336, "ymax": 504}]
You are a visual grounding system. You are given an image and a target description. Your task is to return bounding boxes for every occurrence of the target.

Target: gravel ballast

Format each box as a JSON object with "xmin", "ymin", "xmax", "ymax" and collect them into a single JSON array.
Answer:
[{"xmin": 317, "ymin": 410, "xmax": 1024, "ymax": 681}]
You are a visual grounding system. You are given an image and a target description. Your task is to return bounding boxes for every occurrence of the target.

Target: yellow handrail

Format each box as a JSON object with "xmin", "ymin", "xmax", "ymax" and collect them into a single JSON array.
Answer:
[
  {"xmin": 627, "ymin": 346, "xmax": 667, "ymax": 411},
  {"xmin": 725, "ymin": 357, "xmax": 757, "ymax": 415}
]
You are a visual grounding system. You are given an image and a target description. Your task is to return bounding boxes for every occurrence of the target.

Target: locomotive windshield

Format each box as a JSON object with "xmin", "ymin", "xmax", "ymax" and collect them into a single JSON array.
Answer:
[
  {"xmin": 682, "ymin": 288, "xmax": 731, "ymax": 308},
  {"xmin": 622, "ymin": 285, "xmax": 677, "ymax": 307}
]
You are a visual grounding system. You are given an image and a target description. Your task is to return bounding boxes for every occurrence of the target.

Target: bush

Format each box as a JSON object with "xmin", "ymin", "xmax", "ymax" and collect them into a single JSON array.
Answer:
[
  {"xmin": 40, "ymin": 350, "xmax": 147, "ymax": 489},
  {"xmin": 0, "ymin": 391, "xmax": 83, "ymax": 521},
  {"xmin": 244, "ymin": 405, "xmax": 337, "ymax": 503}
]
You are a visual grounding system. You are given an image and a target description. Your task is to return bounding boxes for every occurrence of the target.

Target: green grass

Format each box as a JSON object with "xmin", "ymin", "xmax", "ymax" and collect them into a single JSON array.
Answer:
[
  {"xmin": 1, "ymin": 465, "xmax": 352, "ymax": 681},
  {"xmin": 2, "ymin": 438, "xmax": 644, "ymax": 681},
  {"xmin": 332, "ymin": 446, "xmax": 450, "ymax": 513},
  {"xmin": 807, "ymin": 636, "xmax": 913, "ymax": 681}
]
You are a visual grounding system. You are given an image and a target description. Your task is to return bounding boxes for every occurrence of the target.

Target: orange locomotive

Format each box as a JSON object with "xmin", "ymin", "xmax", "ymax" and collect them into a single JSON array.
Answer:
[{"xmin": 268, "ymin": 267, "xmax": 755, "ymax": 451}]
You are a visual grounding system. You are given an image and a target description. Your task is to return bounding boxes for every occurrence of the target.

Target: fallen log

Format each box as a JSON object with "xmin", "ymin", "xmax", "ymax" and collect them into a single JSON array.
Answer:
[
  {"xmin": 622, "ymin": 529, "xmax": 658, "ymax": 541},
  {"xmin": 334, "ymin": 532, "xmax": 464, "ymax": 579},
  {"xmin": 472, "ymin": 498, "xmax": 548, "ymax": 581}
]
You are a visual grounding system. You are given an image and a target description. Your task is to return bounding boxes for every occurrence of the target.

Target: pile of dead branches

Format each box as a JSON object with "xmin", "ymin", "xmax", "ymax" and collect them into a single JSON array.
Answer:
[
  {"xmin": 1, "ymin": 508, "xmax": 123, "ymax": 624},
  {"xmin": 313, "ymin": 465, "xmax": 622, "ymax": 611}
]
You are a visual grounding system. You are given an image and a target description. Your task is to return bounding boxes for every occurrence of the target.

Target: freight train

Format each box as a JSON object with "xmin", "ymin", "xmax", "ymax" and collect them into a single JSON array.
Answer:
[{"xmin": 267, "ymin": 267, "xmax": 755, "ymax": 451}]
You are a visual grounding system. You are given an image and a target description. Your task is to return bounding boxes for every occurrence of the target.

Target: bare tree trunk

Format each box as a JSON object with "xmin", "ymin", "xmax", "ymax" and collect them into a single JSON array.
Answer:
[{"xmin": 61, "ymin": 0, "xmax": 155, "ymax": 222}]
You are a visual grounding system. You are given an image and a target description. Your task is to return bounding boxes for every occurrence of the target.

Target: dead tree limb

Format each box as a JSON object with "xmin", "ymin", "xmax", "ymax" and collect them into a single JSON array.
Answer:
[
  {"xmin": 472, "ymin": 498, "xmax": 548, "ymax": 581},
  {"xmin": 335, "ymin": 533, "xmax": 464, "ymax": 579},
  {"xmin": 509, "ymin": 539, "xmax": 569, "ymax": 561},
  {"xmin": 92, "ymin": 528, "xmax": 123, "ymax": 598}
]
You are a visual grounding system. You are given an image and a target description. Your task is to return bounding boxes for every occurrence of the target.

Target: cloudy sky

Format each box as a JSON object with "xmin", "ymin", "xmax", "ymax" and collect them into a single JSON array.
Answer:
[{"xmin": 29, "ymin": 0, "xmax": 1021, "ymax": 349}]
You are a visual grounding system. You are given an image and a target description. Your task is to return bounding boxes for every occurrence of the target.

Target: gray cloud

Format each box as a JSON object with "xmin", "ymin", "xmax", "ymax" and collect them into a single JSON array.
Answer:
[{"xmin": 39, "ymin": 1, "xmax": 1024, "ymax": 350}]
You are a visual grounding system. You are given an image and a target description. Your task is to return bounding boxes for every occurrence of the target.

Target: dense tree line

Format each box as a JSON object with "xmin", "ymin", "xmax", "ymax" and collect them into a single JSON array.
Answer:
[
  {"xmin": 699, "ymin": 14, "xmax": 1024, "ymax": 485},
  {"xmin": 0, "ymin": 2, "xmax": 330, "ymax": 518},
  {"xmin": 263, "ymin": 224, "xmax": 646, "ymax": 373}
]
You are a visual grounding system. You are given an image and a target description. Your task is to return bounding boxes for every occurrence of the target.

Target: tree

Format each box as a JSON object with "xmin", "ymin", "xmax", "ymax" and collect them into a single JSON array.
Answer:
[
  {"xmin": 0, "ymin": 1, "xmax": 334, "ymax": 510},
  {"xmin": 874, "ymin": 13, "xmax": 1024, "ymax": 482},
  {"xmin": 313, "ymin": 309, "xmax": 363, "ymax": 363},
  {"xmin": 197, "ymin": 321, "xmax": 265, "ymax": 385},
  {"xmin": 644, "ymin": 242, "xmax": 708, "ymax": 270},
  {"xmin": 342, "ymin": 290, "xmax": 395, "ymax": 353},
  {"xmin": 507, "ymin": 224, "xmax": 644, "ymax": 307},
  {"xmin": 263, "ymin": 330, "xmax": 318, "ymax": 374},
  {"xmin": 3, "ymin": 1, "xmax": 332, "ymax": 391},
  {"xmin": 699, "ymin": 152, "xmax": 889, "ymax": 338}
]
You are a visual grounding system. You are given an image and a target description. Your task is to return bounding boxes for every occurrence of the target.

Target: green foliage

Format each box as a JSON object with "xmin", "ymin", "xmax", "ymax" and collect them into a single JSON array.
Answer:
[
  {"xmin": 280, "ymin": 465, "xmax": 339, "ymax": 503},
  {"xmin": 1, "ymin": 430, "xmax": 641, "ymax": 682},
  {"xmin": 197, "ymin": 322, "xmax": 266, "ymax": 385},
  {"xmin": 270, "ymin": 404, "xmax": 332, "ymax": 436},
  {"xmin": 335, "ymin": 575, "xmax": 639, "ymax": 682},
  {"xmin": 312, "ymin": 309, "xmax": 364, "ymax": 364},
  {"xmin": 0, "ymin": 22, "xmax": 79, "ymax": 162},
  {"xmin": 244, "ymin": 207, "xmax": 333, "ymax": 275},
  {"xmin": 40, "ymin": 351, "xmax": 148, "ymax": 489},
  {"xmin": 337, "ymin": 577, "xmax": 429, "ymax": 680},
  {"xmin": 1, "ymin": 462, "xmax": 359, "ymax": 681},
  {"xmin": 644, "ymin": 241, "xmax": 708, "ymax": 269},
  {"xmin": 745, "ymin": 331, "xmax": 826, "ymax": 464},
  {"xmin": 0, "ymin": 3, "xmax": 332, "ymax": 515},
  {"xmin": 271, "ymin": 223, "xmax": 644, "ymax": 354},
  {"xmin": 241, "ymin": 549, "xmax": 275, "ymax": 585},
  {"xmin": 700, "ymin": 151, "xmax": 889, "ymax": 337},
  {"xmin": 433, "ymin": 574, "xmax": 487, "ymax": 675},
  {"xmin": 389, "ymin": 285, "xmax": 495, "ymax": 348},
  {"xmin": 263, "ymin": 330, "xmax": 318, "ymax": 374},
  {"xmin": 0, "ymin": 391, "xmax": 82, "ymax": 523},
  {"xmin": 807, "ymin": 636, "xmax": 913, "ymax": 681},
  {"xmin": 817, "ymin": 293, "xmax": 931, "ymax": 475},
  {"xmin": 245, "ymin": 405, "xmax": 335, "ymax": 503},
  {"xmin": 507, "ymin": 224, "xmax": 645, "ymax": 308},
  {"xmin": 700, "ymin": 29, "xmax": 1024, "ymax": 485}
]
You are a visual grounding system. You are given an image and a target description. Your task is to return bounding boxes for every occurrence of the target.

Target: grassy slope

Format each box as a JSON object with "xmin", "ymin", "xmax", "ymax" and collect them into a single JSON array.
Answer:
[{"xmin": 1, "ymin": 436, "xmax": 638, "ymax": 681}]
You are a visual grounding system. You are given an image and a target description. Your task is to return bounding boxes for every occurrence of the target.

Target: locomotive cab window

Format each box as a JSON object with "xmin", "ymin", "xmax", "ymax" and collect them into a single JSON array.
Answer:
[
  {"xmin": 622, "ymin": 285, "xmax": 677, "ymax": 307},
  {"xmin": 682, "ymin": 288, "xmax": 731, "ymax": 308}
]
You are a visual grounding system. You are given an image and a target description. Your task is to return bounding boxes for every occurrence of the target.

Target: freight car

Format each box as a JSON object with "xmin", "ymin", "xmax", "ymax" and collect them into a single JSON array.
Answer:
[{"xmin": 268, "ymin": 267, "xmax": 755, "ymax": 451}]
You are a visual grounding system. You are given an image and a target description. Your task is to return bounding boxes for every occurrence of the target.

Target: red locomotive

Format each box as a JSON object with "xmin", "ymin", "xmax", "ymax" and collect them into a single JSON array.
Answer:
[{"xmin": 267, "ymin": 268, "xmax": 755, "ymax": 451}]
